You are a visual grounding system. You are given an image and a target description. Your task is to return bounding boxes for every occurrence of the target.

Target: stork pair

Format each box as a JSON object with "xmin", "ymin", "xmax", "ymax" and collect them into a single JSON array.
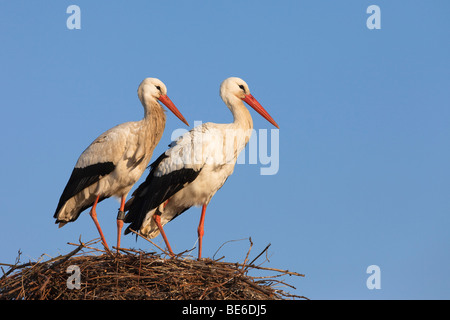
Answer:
[{"xmin": 54, "ymin": 77, "xmax": 279, "ymax": 259}]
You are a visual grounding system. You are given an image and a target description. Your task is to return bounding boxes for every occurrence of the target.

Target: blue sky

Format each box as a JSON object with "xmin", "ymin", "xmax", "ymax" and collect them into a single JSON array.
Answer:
[{"xmin": 1, "ymin": 1, "xmax": 449, "ymax": 299}]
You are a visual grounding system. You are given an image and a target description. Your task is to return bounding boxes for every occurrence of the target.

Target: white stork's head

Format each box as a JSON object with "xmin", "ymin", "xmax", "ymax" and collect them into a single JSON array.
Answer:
[
  {"xmin": 138, "ymin": 78, "xmax": 168, "ymax": 101},
  {"xmin": 220, "ymin": 77, "xmax": 251, "ymax": 101},
  {"xmin": 138, "ymin": 78, "xmax": 189, "ymax": 126},
  {"xmin": 220, "ymin": 77, "xmax": 279, "ymax": 129}
]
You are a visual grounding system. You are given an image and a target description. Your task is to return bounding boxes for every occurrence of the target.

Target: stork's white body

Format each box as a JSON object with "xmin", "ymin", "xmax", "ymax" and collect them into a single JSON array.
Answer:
[
  {"xmin": 139, "ymin": 121, "xmax": 252, "ymax": 239},
  {"xmin": 55, "ymin": 115, "xmax": 165, "ymax": 224}
]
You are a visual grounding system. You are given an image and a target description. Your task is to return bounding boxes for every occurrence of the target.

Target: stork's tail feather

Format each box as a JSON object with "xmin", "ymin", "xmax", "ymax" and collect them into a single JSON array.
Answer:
[
  {"xmin": 124, "ymin": 205, "xmax": 158, "ymax": 237},
  {"xmin": 53, "ymin": 194, "xmax": 105, "ymax": 226},
  {"xmin": 123, "ymin": 194, "xmax": 148, "ymax": 234}
]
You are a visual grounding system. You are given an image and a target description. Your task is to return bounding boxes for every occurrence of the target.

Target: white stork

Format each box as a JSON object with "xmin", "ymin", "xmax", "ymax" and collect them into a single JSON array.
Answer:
[
  {"xmin": 124, "ymin": 77, "xmax": 279, "ymax": 259},
  {"xmin": 54, "ymin": 78, "xmax": 189, "ymax": 251}
]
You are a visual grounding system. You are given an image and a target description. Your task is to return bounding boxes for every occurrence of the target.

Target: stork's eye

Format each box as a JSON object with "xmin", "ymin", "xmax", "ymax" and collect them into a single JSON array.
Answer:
[
  {"xmin": 155, "ymin": 85, "xmax": 162, "ymax": 92},
  {"xmin": 238, "ymin": 85, "xmax": 245, "ymax": 90}
]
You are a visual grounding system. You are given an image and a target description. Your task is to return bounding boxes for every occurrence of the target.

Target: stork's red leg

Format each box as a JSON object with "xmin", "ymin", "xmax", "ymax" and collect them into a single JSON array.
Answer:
[
  {"xmin": 116, "ymin": 195, "xmax": 126, "ymax": 252},
  {"xmin": 153, "ymin": 214, "xmax": 174, "ymax": 257},
  {"xmin": 89, "ymin": 195, "xmax": 109, "ymax": 249},
  {"xmin": 197, "ymin": 204, "xmax": 207, "ymax": 260}
]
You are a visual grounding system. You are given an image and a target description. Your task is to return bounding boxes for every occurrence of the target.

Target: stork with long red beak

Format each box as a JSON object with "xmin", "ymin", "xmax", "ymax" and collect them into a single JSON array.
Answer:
[
  {"xmin": 124, "ymin": 77, "xmax": 279, "ymax": 259},
  {"xmin": 54, "ymin": 78, "xmax": 189, "ymax": 251}
]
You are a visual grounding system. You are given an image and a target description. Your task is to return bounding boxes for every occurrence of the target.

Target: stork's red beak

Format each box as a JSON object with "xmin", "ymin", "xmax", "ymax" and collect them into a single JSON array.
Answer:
[
  {"xmin": 243, "ymin": 94, "xmax": 279, "ymax": 129},
  {"xmin": 158, "ymin": 94, "xmax": 189, "ymax": 126}
]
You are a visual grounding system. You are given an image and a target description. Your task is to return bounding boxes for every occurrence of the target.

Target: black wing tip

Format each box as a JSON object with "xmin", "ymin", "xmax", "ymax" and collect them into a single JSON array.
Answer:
[
  {"xmin": 124, "ymin": 222, "xmax": 139, "ymax": 235},
  {"xmin": 54, "ymin": 161, "xmax": 115, "ymax": 220},
  {"xmin": 123, "ymin": 198, "xmax": 146, "ymax": 232}
]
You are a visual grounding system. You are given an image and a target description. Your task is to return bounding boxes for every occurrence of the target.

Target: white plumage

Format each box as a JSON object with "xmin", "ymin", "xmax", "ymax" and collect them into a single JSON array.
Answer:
[
  {"xmin": 124, "ymin": 77, "xmax": 279, "ymax": 259},
  {"xmin": 54, "ymin": 78, "xmax": 189, "ymax": 251}
]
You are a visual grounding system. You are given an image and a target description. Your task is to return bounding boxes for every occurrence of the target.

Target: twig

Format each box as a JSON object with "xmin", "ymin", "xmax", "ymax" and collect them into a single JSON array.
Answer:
[
  {"xmin": 129, "ymin": 229, "xmax": 172, "ymax": 257},
  {"xmin": 50, "ymin": 240, "xmax": 85, "ymax": 269},
  {"xmin": 247, "ymin": 243, "xmax": 271, "ymax": 269},
  {"xmin": 242, "ymin": 237, "xmax": 254, "ymax": 268},
  {"xmin": 212, "ymin": 238, "xmax": 249, "ymax": 260},
  {"xmin": 216, "ymin": 260, "xmax": 305, "ymax": 277},
  {"xmin": 240, "ymin": 276, "xmax": 274, "ymax": 298}
]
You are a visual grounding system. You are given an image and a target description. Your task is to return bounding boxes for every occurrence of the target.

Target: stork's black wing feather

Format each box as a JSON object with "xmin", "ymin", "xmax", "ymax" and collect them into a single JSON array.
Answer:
[
  {"xmin": 53, "ymin": 162, "xmax": 115, "ymax": 219},
  {"xmin": 124, "ymin": 153, "xmax": 201, "ymax": 234}
]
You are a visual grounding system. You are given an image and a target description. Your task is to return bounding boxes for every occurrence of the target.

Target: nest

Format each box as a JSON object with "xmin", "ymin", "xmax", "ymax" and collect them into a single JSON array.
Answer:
[{"xmin": 0, "ymin": 238, "xmax": 307, "ymax": 300}]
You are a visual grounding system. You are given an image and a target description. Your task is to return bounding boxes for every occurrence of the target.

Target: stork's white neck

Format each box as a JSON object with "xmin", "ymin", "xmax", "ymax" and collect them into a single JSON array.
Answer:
[
  {"xmin": 221, "ymin": 96, "xmax": 254, "ymax": 153},
  {"xmin": 139, "ymin": 97, "xmax": 167, "ymax": 144},
  {"xmin": 223, "ymin": 95, "xmax": 254, "ymax": 132},
  {"xmin": 138, "ymin": 93, "xmax": 162, "ymax": 117}
]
